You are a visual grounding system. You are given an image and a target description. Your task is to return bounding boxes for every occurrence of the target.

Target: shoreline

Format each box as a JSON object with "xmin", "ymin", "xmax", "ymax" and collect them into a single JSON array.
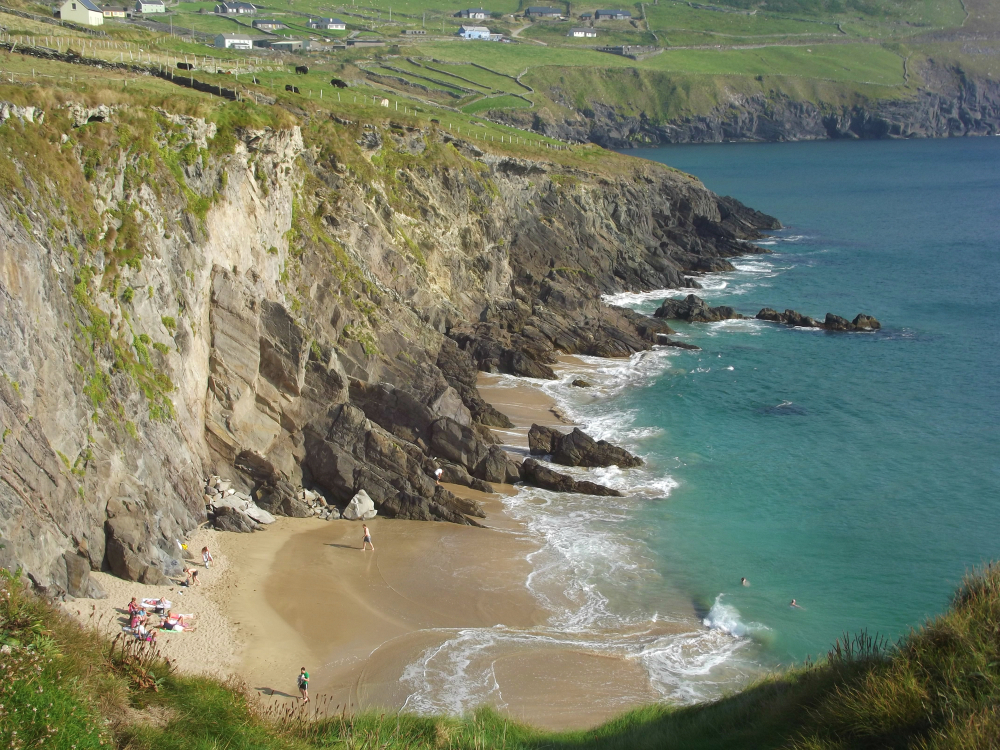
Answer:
[{"xmin": 65, "ymin": 355, "xmax": 696, "ymax": 731}]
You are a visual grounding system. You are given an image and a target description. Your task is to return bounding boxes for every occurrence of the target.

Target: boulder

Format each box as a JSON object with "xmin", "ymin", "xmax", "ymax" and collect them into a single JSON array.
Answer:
[
  {"xmin": 255, "ymin": 480, "xmax": 311, "ymax": 518},
  {"xmin": 212, "ymin": 505, "xmax": 257, "ymax": 533},
  {"xmin": 852, "ymin": 313, "xmax": 881, "ymax": 330},
  {"xmin": 520, "ymin": 458, "xmax": 622, "ymax": 497},
  {"xmin": 104, "ymin": 517, "xmax": 147, "ymax": 582},
  {"xmin": 343, "ymin": 490, "xmax": 377, "ymax": 521},
  {"xmin": 571, "ymin": 379, "xmax": 592, "ymax": 388},
  {"xmin": 654, "ymin": 295, "xmax": 743, "ymax": 323},
  {"xmin": 823, "ymin": 313, "xmax": 853, "ymax": 331},
  {"xmin": 63, "ymin": 551, "xmax": 105, "ymax": 599},
  {"xmin": 527, "ymin": 425, "xmax": 642, "ymax": 468},
  {"xmin": 474, "ymin": 445, "xmax": 522, "ymax": 484},
  {"xmin": 243, "ymin": 504, "xmax": 276, "ymax": 525}
]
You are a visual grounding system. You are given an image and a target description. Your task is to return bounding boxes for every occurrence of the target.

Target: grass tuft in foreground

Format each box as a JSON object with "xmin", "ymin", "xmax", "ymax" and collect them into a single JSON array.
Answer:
[{"xmin": 3, "ymin": 564, "xmax": 1000, "ymax": 748}]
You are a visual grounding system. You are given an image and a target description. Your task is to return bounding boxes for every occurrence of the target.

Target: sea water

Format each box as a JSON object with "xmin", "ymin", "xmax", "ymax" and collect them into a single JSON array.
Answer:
[{"xmin": 401, "ymin": 138, "xmax": 1000, "ymax": 713}]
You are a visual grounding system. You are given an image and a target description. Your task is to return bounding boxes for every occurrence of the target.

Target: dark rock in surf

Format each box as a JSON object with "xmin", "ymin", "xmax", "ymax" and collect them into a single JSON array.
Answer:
[
  {"xmin": 528, "ymin": 425, "xmax": 643, "ymax": 468},
  {"xmin": 683, "ymin": 277, "xmax": 704, "ymax": 289},
  {"xmin": 654, "ymin": 294, "xmax": 744, "ymax": 323},
  {"xmin": 756, "ymin": 308, "xmax": 822, "ymax": 328},
  {"xmin": 520, "ymin": 458, "xmax": 622, "ymax": 497},
  {"xmin": 756, "ymin": 308, "xmax": 880, "ymax": 331},
  {"xmin": 571, "ymin": 379, "xmax": 592, "ymax": 388},
  {"xmin": 656, "ymin": 335, "xmax": 700, "ymax": 350}
]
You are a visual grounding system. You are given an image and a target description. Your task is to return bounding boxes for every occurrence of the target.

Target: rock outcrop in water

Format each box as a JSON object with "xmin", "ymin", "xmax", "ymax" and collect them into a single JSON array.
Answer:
[
  {"xmin": 528, "ymin": 425, "xmax": 643, "ymax": 469},
  {"xmin": 520, "ymin": 459, "xmax": 622, "ymax": 497},
  {"xmin": 653, "ymin": 295, "xmax": 745, "ymax": 323},
  {"xmin": 0, "ymin": 100, "xmax": 776, "ymax": 594},
  {"xmin": 756, "ymin": 309, "xmax": 881, "ymax": 331}
]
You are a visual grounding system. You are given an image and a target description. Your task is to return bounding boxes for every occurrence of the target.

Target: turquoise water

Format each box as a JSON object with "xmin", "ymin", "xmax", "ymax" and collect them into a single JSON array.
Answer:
[
  {"xmin": 602, "ymin": 138, "xmax": 1000, "ymax": 664},
  {"xmin": 401, "ymin": 139, "xmax": 1000, "ymax": 715}
]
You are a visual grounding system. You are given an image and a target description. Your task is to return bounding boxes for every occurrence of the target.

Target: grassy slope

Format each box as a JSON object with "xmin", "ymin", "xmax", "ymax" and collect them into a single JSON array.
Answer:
[{"xmin": 4, "ymin": 563, "xmax": 1000, "ymax": 749}]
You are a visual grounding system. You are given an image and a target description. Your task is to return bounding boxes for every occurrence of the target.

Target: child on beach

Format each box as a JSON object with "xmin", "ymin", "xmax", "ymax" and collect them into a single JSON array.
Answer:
[
  {"xmin": 362, "ymin": 524, "xmax": 374, "ymax": 551},
  {"xmin": 298, "ymin": 668, "xmax": 310, "ymax": 703},
  {"xmin": 434, "ymin": 467, "xmax": 443, "ymax": 485},
  {"xmin": 202, "ymin": 546, "xmax": 214, "ymax": 568}
]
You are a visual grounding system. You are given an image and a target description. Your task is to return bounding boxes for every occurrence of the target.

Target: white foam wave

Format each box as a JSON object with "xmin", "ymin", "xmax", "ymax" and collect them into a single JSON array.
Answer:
[{"xmin": 703, "ymin": 594, "xmax": 769, "ymax": 638}]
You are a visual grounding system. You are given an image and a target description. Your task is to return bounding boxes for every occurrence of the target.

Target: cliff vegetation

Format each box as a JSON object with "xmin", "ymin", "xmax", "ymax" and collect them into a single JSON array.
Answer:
[{"xmin": 4, "ymin": 562, "xmax": 1000, "ymax": 749}]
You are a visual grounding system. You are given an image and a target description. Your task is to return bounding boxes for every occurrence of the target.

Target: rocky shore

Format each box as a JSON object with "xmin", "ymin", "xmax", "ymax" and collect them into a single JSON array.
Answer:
[{"xmin": 0, "ymin": 98, "xmax": 777, "ymax": 598}]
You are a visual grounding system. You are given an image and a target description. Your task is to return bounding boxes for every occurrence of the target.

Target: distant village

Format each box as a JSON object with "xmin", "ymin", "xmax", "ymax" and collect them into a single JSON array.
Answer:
[{"xmin": 55, "ymin": 1, "xmax": 638, "ymax": 51}]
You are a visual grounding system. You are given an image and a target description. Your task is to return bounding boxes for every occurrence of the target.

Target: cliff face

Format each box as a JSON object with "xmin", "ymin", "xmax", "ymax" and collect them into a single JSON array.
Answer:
[
  {"xmin": 0, "ymin": 100, "xmax": 775, "ymax": 597},
  {"xmin": 497, "ymin": 61, "xmax": 1000, "ymax": 146}
]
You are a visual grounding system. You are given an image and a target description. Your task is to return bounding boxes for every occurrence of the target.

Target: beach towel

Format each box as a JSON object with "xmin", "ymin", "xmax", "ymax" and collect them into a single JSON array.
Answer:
[{"xmin": 141, "ymin": 598, "xmax": 171, "ymax": 609}]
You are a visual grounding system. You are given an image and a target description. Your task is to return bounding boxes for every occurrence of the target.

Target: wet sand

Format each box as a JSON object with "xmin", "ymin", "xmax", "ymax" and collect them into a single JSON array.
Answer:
[{"xmin": 67, "ymin": 355, "xmax": 673, "ymax": 730}]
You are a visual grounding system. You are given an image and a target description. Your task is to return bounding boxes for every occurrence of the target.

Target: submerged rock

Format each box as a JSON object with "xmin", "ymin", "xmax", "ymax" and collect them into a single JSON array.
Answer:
[{"xmin": 520, "ymin": 458, "xmax": 622, "ymax": 497}]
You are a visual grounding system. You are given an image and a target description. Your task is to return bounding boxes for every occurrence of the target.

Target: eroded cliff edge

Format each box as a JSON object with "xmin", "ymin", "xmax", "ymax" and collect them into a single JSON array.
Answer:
[{"xmin": 0, "ymin": 101, "xmax": 776, "ymax": 597}]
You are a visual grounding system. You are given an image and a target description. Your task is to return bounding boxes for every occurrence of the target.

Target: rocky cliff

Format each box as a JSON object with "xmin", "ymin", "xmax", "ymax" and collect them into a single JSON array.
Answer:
[
  {"xmin": 496, "ymin": 60, "xmax": 1000, "ymax": 146},
  {"xmin": 0, "ymin": 98, "xmax": 775, "ymax": 597}
]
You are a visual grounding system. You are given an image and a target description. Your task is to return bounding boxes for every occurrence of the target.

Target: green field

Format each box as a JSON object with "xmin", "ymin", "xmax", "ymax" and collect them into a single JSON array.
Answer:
[{"xmin": 462, "ymin": 92, "xmax": 532, "ymax": 112}]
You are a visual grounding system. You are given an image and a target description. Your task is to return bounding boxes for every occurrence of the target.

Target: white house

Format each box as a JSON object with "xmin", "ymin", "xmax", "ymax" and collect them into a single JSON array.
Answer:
[
  {"xmin": 307, "ymin": 17, "xmax": 345, "ymax": 29},
  {"xmin": 455, "ymin": 8, "xmax": 488, "ymax": 19},
  {"xmin": 458, "ymin": 24, "xmax": 490, "ymax": 39},
  {"xmin": 252, "ymin": 18, "xmax": 284, "ymax": 30},
  {"xmin": 100, "ymin": 5, "xmax": 128, "ymax": 18},
  {"xmin": 134, "ymin": 0, "xmax": 165, "ymax": 13},
  {"xmin": 215, "ymin": 32, "xmax": 253, "ymax": 49},
  {"xmin": 60, "ymin": 0, "xmax": 104, "ymax": 25},
  {"xmin": 568, "ymin": 27, "xmax": 596, "ymax": 37},
  {"xmin": 215, "ymin": 2, "xmax": 256, "ymax": 14}
]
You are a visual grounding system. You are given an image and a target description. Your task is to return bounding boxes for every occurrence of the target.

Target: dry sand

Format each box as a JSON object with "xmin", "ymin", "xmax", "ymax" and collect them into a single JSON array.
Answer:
[{"xmin": 65, "ymin": 356, "xmax": 671, "ymax": 730}]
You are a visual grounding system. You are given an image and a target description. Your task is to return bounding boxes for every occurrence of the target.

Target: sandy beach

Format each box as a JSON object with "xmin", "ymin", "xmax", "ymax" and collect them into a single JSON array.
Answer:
[{"xmin": 66, "ymin": 357, "xmax": 682, "ymax": 731}]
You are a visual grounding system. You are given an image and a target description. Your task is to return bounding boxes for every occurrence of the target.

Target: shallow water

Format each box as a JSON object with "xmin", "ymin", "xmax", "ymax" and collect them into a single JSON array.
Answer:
[{"xmin": 403, "ymin": 138, "xmax": 1000, "ymax": 715}]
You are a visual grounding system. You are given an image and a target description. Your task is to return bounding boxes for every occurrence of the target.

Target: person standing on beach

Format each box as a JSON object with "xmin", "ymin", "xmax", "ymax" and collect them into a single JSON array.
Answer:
[
  {"xmin": 298, "ymin": 667, "xmax": 310, "ymax": 703},
  {"xmin": 202, "ymin": 546, "xmax": 214, "ymax": 568},
  {"xmin": 434, "ymin": 467, "xmax": 443, "ymax": 485},
  {"xmin": 362, "ymin": 524, "xmax": 375, "ymax": 551}
]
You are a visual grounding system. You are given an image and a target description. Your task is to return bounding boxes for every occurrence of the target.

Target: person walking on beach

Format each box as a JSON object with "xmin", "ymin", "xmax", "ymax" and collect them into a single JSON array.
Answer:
[
  {"xmin": 202, "ymin": 546, "xmax": 214, "ymax": 568},
  {"xmin": 298, "ymin": 667, "xmax": 310, "ymax": 703},
  {"xmin": 434, "ymin": 467, "xmax": 443, "ymax": 485},
  {"xmin": 362, "ymin": 524, "xmax": 375, "ymax": 551}
]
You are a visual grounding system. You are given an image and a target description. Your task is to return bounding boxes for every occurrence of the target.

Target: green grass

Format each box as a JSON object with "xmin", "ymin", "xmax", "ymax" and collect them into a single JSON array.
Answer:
[
  {"xmin": 462, "ymin": 93, "xmax": 532, "ymax": 113},
  {"xmin": 5, "ymin": 563, "xmax": 1000, "ymax": 749},
  {"xmin": 403, "ymin": 39, "xmax": 906, "ymax": 85}
]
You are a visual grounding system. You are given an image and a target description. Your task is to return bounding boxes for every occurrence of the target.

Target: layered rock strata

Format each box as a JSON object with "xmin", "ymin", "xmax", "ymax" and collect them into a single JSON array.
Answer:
[{"xmin": 0, "ymin": 102, "xmax": 776, "ymax": 593}]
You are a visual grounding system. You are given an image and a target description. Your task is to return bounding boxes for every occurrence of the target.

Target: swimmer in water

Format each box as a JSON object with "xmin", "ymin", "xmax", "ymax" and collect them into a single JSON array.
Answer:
[
  {"xmin": 741, "ymin": 577, "xmax": 749, "ymax": 586},
  {"xmin": 790, "ymin": 599, "xmax": 802, "ymax": 608}
]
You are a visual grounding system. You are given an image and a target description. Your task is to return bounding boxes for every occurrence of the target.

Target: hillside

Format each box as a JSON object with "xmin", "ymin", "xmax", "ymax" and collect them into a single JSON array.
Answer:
[
  {"xmin": 3, "ymin": 0, "xmax": 1000, "ymax": 143},
  {"xmin": 4, "ymin": 559, "xmax": 1000, "ymax": 748}
]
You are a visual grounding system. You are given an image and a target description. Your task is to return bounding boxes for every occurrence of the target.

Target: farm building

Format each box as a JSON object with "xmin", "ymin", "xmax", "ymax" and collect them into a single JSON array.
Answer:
[
  {"xmin": 455, "ymin": 8, "xmax": 488, "ymax": 18},
  {"xmin": 458, "ymin": 24, "xmax": 491, "ymax": 39},
  {"xmin": 579, "ymin": 11, "xmax": 592, "ymax": 19},
  {"xmin": 568, "ymin": 27, "xmax": 597, "ymax": 37},
  {"xmin": 252, "ymin": 18, "xmax": 284, "ymax": 30},
  {"xmin": 59, "ymin": 0, "xmax": 103, "ymax": 25},
  {"xmin": 525, "ymin": 6, "xmax": 562, "ymax": 17},
  {"xmin": 307, "ymin": 17, "xmax": 346, "ymax": 29},
  {"xmin": 594, "ymin": 9, "xmax": 631, "ymax": 19},
  {"xmin": 214, "ymin": 2, "xmax": 256, "ymax": 14},
  {"xmin": 134, "ymin": 0, "xmax": 164, "ymax": 12},
  {"xmin": 215, "ymin": 32, "xmax": 253, "ymax": 49},
  {"xmin": 269, "ymin": 39, "xmax": 305, "ymax": 50}
]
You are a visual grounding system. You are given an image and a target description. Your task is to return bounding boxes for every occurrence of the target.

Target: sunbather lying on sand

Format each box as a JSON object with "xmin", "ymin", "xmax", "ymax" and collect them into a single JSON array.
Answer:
[{"xmin": 162, "ymin": 611, "xmax": 196, "ymax": 632}]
